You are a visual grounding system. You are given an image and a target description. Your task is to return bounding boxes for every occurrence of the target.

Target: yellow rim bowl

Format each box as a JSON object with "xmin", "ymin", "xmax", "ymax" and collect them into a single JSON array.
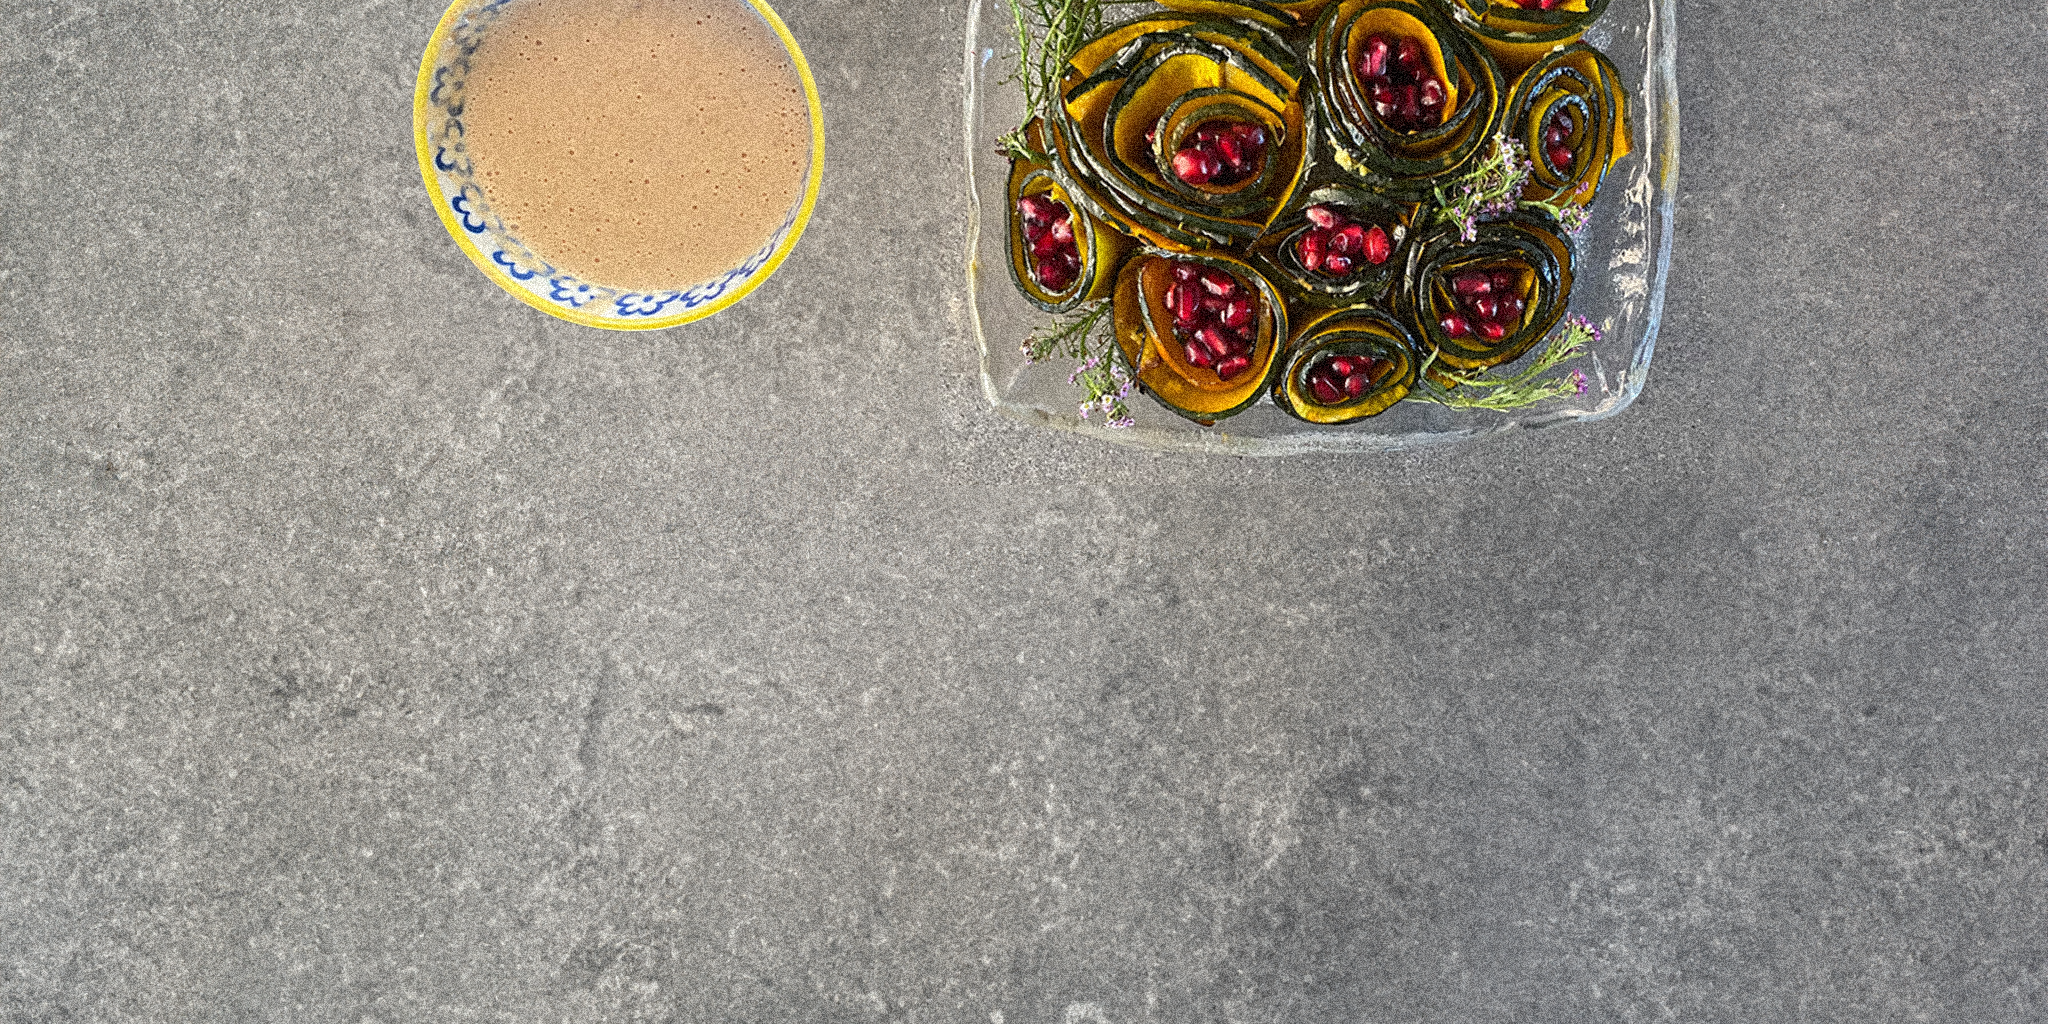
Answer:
[{"xmin": 412, "ymin": 0, "xmax": 825, "ymax": 330}]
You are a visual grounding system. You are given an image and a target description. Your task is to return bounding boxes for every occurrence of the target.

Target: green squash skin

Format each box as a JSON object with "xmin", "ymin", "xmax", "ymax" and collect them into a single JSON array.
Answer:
[
  {"xmin": 1052, "ymin": 19, "xmax": 1313, "ymax": 251},
  {"xmin": 1152, "ymin": 0, "xmax": 1323, "ymax": 31},
  {"xmin": 1308, "ymin": 0, "xmax": 1506, "ymax": 199},
  {"xmin": 1006, "ymin": 163, "xmax": 1127, "ymax": 314},
  {"xmin": 1274, "ymin": 306, "xmax": 1422, "ymax": 423},
  {"xmin": 1251, "ymin": 184, "xmax": 1420, "ymax": 309},
  {"xmin": 1504, "ymin": 42, "xmax": 1630, "ymax": 206},
  {"xmin": 1434, "ymin": 0, "xmax": 1611, "ymax": 41},
  {"xmin": 1398, "ymin": 210, "xmax": 1576, "ymax": 371},
  {"xmin": 1116, "ymin": 249, "xmax": 1290, "ymax": 424}
]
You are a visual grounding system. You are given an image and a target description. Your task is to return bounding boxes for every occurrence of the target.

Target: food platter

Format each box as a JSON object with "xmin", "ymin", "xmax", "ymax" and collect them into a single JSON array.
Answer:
[{"xmin": 963, "ymin": 0, "xmax": 1676, "ymax": 453}]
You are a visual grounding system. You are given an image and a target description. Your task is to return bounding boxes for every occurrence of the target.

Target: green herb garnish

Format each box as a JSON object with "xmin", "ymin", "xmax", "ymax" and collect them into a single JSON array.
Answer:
[
  {"xmin": 1020, "ymin": 299, "xmax": 1137, "ymax": 427},
  {"xmin": 1411, "ymin": 314, "xmax": 1600, "ymax": 410}
]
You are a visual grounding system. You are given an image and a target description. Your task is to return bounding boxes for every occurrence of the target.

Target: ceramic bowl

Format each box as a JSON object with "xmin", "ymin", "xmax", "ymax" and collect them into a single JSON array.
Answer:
[{"xmin": 413, "ymin": 0, "xmax": 824, "ymax": 330}]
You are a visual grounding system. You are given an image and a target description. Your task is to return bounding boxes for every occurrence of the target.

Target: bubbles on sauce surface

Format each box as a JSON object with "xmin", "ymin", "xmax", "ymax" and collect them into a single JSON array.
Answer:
[{"xmin": 461, "ymin": 0, "xmax": 810, "ymax": 291}]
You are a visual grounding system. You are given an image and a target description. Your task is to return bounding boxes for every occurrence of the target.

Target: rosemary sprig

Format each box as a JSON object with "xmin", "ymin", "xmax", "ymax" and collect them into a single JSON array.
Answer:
[
  {"xmin": 1410, "ymin": 314, "xmax": 1600, "ymax": 410},
  {"xmin": 1020, "ymin": 300, "xmax": 1137, "ymax": 427}
]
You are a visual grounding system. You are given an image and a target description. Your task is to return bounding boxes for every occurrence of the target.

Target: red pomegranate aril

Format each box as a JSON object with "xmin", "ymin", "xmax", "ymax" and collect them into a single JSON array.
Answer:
[
  {"xmin": 1499, "ymin": 295, "xmax": 1526, "ymax": 320},
  {"xmin": 1017, "ymin": 194, "xmax": 1056, "ymax": 228},
  {"xmin": 1172, "ymin": 263, "xmax": 1199, "ymax": 284},
  {"xmin": 1368, "ymin": 80, "xmax": 1395, "ymax": 106},
  {"xmin": 1476, "ymin": 319, "xmax": 1508, "ymax": 341},
  {"xmin": 1343, "ymin": 371, "xmax": 1373, "ymax": 398},
  {"xmin": 1199, "ymin": 268, "xmax": 1237, "ymax": 297},
  {"xmin": 1215, "ymin": 355, "xmax": 1251, "ymax": 381},
  {"xmin": 1310, "ymin": 374, "xmax": 1344, "ymax": 405},
  {"xmin": 1453, "ymin": 272, "xmax": 1491, "ymax": 297},
  {"xmin": 1232, "ymin": 122, "xmax": 1267, "ymax": 148},
  {"xmin": 1297, "ymin": 229, "xmax": 1325, "ymax": 271},
  {"xmin": 1195, "ymin": 326, "xmax": 1233, "ymax": 360},
  {"xmin": 1323, "ymin": 253, "xmax": 1354, "ymax": 276},
  {"xmin": 1172, "ymin": 147, "xmax": 1217, "ymax": 185},
  {"xmin": 1305, "ymin": 204, "xmax": 1339, "ymax": 229},
  {"xmin": 1361, "ymin": 35, "xmax": 1390, "ymax": 78},
  {"xmin": 1216, "ymin": 135, "xmax": 1246, "ymax": 173},
  {"xmin": 1175, "ymin": 284, "xmax": 1201, "ymax": 326},
  {"xmin": 1032, "ymin": 232, "xmax": 1065, "ymax": 258},
  {"xmin": 1034, "ymin": 262, "xmax": 1071, "ymax": 290},
  {"xmin": 1398, "ymin": 84, "xmax": 1422, "ymax": 122},
  {"xmin": 1491, "ymin": 269, "xmax": 1519, "ymax": 293},
  {"xmin": 1441, "ymin": 314, "xmax": 1473, "ymax": 338},
  {"xmin": 1470, "ymin": 295, "xmax": 1500, "ymax": 321},
  {"xmin": 1327, "ymin": 356, "xmax": 1357, "ymax": 378},
  {"xmin": 1221, "ymin": 298, "xmax": 1253, "ymax": 329},
  {"xmin": 1184, "ymin": 341, "xmax": 1214, "ymax": 368},
  {"xmin": 1362, "ymin": 224, "xmax": 1391, "ymax": 265},
  {"xmin": 1419, "ymin": 79, "xmax": 1444, "ymax": 110},
  {"xmin": 1049, "ymin": 218, "xmax": 1075, "ymax": 245},
  {"xmin": 1331, "ymin": 223, "xmax": 1365, "ymax": 256},
  {"xmin": 1395, "ymin": 37, "xmax": 1424, "ymax": 71},
  {"xmin": 1547, "ymin": 144, "xmax": 1574, "ymax": 171}
]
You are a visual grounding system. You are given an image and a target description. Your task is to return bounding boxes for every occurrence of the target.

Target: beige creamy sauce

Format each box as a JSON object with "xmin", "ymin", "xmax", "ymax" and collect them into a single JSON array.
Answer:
[{"xmin": 461, "ymin": 0, "xmax": 810, "ymax": 291}]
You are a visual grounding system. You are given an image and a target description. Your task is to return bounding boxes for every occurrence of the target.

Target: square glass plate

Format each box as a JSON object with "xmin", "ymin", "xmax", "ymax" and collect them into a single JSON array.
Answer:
[{"xmin": 962, "ymin": 0, "xmax": 1677, "ymax": 454}]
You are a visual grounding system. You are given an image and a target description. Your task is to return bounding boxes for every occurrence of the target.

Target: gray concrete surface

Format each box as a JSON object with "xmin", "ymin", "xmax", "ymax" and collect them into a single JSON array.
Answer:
[{"xmin": 4, "ymin": 0, "xmax": 2047, "ymax": 1021}]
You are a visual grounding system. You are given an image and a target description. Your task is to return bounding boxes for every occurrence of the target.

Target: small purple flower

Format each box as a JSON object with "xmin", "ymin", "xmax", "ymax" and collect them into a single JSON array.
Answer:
[{"xmin": 1569, "ymin": 369, "xmax": 1589, "ymax": 395}]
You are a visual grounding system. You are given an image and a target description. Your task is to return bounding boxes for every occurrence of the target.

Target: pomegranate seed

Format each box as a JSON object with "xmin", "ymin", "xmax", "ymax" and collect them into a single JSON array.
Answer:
[
  {"xmin": 1477, "ymin": 320, "xmax": 1508, "ymax": 341},
  {"xmin": 1419, "ymin": 79, "xmax": 1444, "ymax": 109},
  {"xmin": 1182, "ymin": 341, "xmax": 1211, "ymax": 367},
  {"xmin": 1144, "ymin": 126, "xmax": 1158, "ymax": 147},
  {"xmin": 1305, "ymin": 204, "xmax": 1339, "ymax": 229},
  {"xmin": 1199, "ymin": 268, "xmax": 1236, "ymax": 297},
  {"xmin": 1310, "ymin": 374, "xmax": 1344, "ymax": 405},
  {"xmin": 1470, "ymin": 296, "xmax": 1500, "ymax": 321},
  {"xmin": 1361, "ymin": 224, "xmax": 1391, "ymax": 265},
  {"xmin": 1331, "ymin": 223, "xmax": 1365, "ymax": 256},
  {"xmin": 1323, "ymin": 253, "xmax": 1354, "ymax": 276},
  {"xmin": 1343, "ymin": 372, "xmax": 1372, "ymax": 398},
  {"xmin": 1017, "ymin": 195, "xmax": 1056, "ymax": 227},
  {"xmin": 1049, "ymin": 218, "xmax": 1074, "ymax": 244},
  {"xmin": 1547, "ymin": 145, "xmax": 1574, "ymax": 171},
  {"xmin": 1327, "ymin": 356, "xmax": 1356, "ymax": 378},
  {"xmin": 1398, "ymin": 84, "xmax": 1421, "ymax": 122},
  {"xmin": 1221, "ymin": 298, "xmax": 1253, "ymax": 329},
  {"xmin": 1499, "ymin": 295, "xmax": 1527, "ymax": 320},
  {"xmin": 1297, "ymin": 230, "xmax": 1326, "ymax": 272},
  {"xmin": 1368, "ymin": 80, "xmax": 1395, "ymax": 106},
  {"xmin": 1172, "ymin": 148, "xmax": 1214, "ymax": 185},
  {"xmin": 1440, "ymin": 314, "xmax": 1472, "ymax": 338},
  {"xmin": 1195, "ymin": 326, "xmax": 1232, "ymax": 360},
  {"xmin": 1215, "ymin": 355, "xmax": 1251, "ymax": 381},
  {"xmin": 1491, "ymin": 269, "xmax": 1519, "ymax": 293},
  {"xmin": 1034, "ymin": 263, "xmax": 1069, "ymax": 290},
  {"xmin": 1216, "ymin": 135, "xmax": 1246, "ymax": 172},
  {"xmin": 1175, "ymin": 284, "xmax": 1201, "ymax": 325},
  {"xmin": 1361, "ymin": 35, "xmax": 1390, "ymax": 78},
  {"xmin": 1032, "ymin": 232, "xmax": 1064, "ymax": 258},
  {"xmin": 1453, "ymin": 272, "xmax": 1490, "ymax": 297},
  {"xmin": 1230, "ymin": 122, "xmax": 1267, "ymax": 148},
  {"xmin": 1172, "ymin": 263, "xmax": 1199, "ymax": 284},
  {"xmin": 1396, "ymin": 37, "xmax": 1423, "ymax": 71}
]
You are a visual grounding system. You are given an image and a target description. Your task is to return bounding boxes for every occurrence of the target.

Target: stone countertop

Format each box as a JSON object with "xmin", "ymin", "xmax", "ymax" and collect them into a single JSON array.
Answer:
[{"xmin": 3, "ymin": 1, "xmax": 2046, "ymax": 1022}]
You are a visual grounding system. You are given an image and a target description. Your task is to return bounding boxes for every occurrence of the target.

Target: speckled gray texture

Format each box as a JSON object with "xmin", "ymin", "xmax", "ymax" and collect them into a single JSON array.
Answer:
[{"xmin": 4, "ymin": 0, "xmax": 2047, "ymax": 1021}]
